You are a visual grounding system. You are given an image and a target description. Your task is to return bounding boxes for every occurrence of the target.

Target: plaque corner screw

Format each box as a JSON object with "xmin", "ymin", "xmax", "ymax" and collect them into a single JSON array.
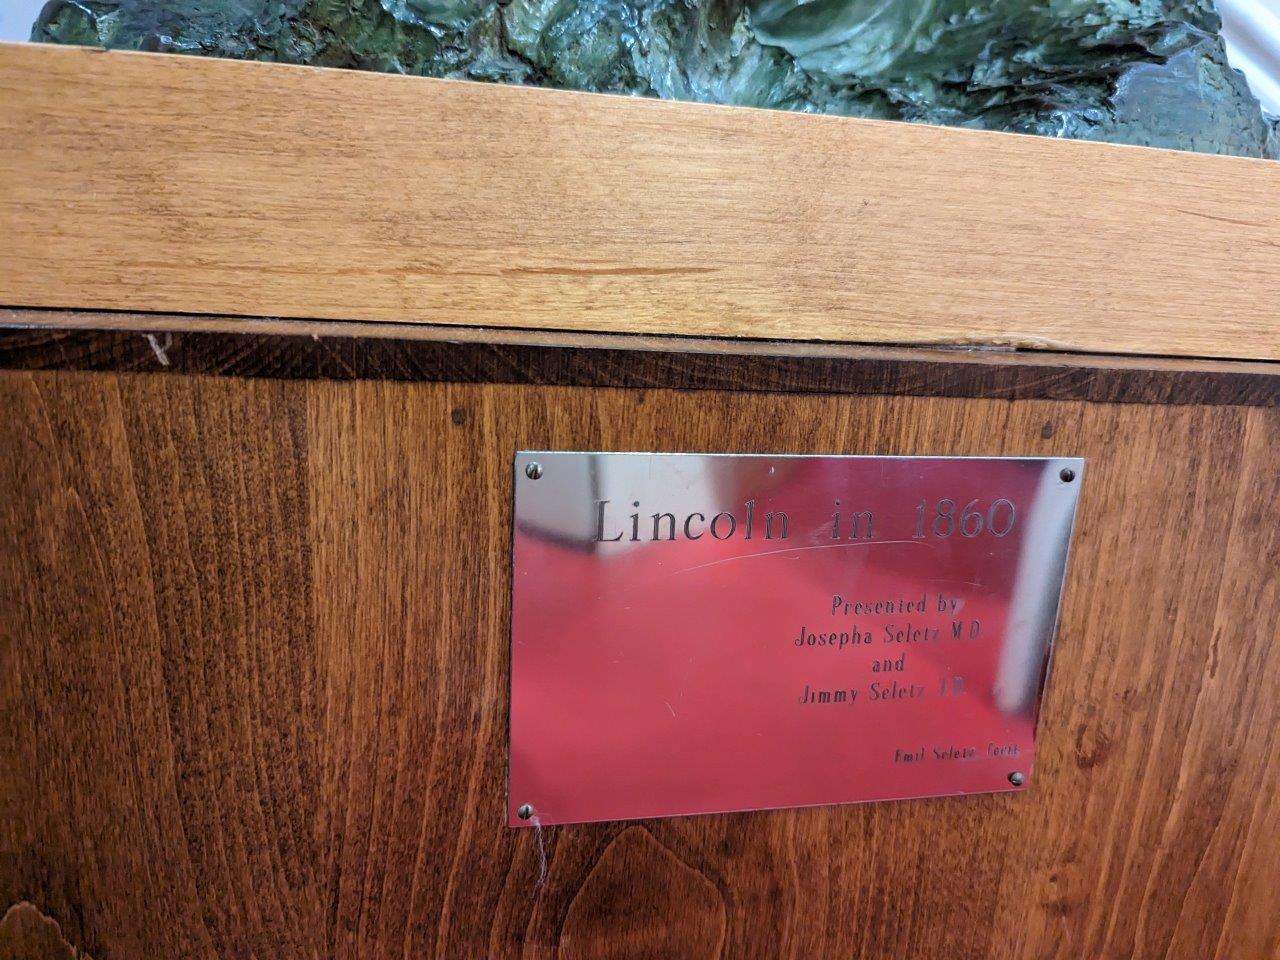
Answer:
[
  {"xmin": 517, "ymin": 803, "xmax": 534, "ymax": 820},
  {"xmin": 1008, "ymin": 771, "xmax": 1026, "ymax": 786},
  {"xmin": 1059, "ymin": 467, "xmax": 1076, "ymax": 483},
  {"xmin": 525, "ymin": 462, "xmax": 543, "ymax": 480}
]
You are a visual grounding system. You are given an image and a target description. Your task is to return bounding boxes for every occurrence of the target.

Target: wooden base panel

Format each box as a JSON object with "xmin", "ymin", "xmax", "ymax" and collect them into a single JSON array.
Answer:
[{"xmin": 2, "ymin": 358, "xmax": 1277, "ymax": 959}]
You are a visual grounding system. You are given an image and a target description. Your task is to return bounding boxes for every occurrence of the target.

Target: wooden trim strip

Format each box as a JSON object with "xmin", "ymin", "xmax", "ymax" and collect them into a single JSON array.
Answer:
[
  {"xmin": 3, "ymin": 312, "xmax": 1276, "ymax": 407},
  {"xmin": 2, "ymin": 42, "xmax": 1279, "ymax": 361}
]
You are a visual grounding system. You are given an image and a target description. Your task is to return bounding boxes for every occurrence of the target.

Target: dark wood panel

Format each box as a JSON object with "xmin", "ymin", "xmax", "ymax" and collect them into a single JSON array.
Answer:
[
  {"xmin": 0, "ymin": 371, "xmax": 318, "ymax": 958},
  {"xmin": 0, "ymin": 903, "xmax": 80, "ymax": 960},
  {"xmin": 1, "ymin": 320, "xmax": 1279, "ymax": 407},
  {"xmin": 2, "ymin": 371, "xmax": 1278, "ymax": 959}
]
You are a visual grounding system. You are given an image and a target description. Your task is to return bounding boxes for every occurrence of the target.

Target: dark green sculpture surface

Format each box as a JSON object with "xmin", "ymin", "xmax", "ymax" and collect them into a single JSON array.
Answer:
[{"xmin": 32, "ymin": 0, "xmax": 1279, "ymax": 159}]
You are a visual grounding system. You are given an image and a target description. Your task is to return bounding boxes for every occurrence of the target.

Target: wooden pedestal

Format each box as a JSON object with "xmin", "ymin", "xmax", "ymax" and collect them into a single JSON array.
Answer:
[{"xmin": 2, "ymin": 41, "xmax": 1279, "ymax": 960}]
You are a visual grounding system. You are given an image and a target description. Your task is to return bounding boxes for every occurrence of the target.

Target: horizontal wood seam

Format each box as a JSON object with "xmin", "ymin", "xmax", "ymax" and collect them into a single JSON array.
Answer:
[{"xmin": 2, "ymin": 313, "xmax": 1276, "ymax": 407}]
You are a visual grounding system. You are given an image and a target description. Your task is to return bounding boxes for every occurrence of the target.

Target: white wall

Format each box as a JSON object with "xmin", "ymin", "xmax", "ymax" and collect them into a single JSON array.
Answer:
[
  {"xmin": 0, "ymin": 0, "xmax": 44, "ymax": 42},
  {"xmin": 1220, "ymin": 0, "xmax": 1280, "ymax": 115}
]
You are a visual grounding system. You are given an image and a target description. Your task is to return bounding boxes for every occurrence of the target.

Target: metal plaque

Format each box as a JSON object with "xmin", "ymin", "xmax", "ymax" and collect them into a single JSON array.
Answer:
[{"xmin": 509, "ymin": 453, "xmax": 1083, "ymax": 827}]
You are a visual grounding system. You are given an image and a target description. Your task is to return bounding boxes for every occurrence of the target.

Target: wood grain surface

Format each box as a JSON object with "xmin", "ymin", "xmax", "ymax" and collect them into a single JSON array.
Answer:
[
  {"xmin": 3, "ymin": 311, "xmax": 1280, "ymax": 408},
  {"xmin": 3, "ymin": 367, "xmax": 1278, "ymax": 959},
  {"xmin": 3, "ymin": 42, "xmax": 1280, "ymax": 361}
]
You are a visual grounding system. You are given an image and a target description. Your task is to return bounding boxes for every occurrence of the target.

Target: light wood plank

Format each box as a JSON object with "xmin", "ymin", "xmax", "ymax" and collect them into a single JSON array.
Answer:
[{"xmin": 1, "ymin": 41, "xmax": 1279, "ymax": 359}]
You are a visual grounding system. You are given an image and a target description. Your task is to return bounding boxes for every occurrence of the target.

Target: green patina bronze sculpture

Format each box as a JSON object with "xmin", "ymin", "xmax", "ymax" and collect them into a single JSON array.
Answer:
[{"xmin": 32, "ymin": 0, "xmax": 1278, "ymax": 158}]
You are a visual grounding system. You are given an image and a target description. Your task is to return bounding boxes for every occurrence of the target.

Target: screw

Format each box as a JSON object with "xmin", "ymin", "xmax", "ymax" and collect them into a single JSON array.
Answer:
[
  {"xmin": 1059, "ymin": 467, "xmax": 1076, "ymax": 483},
  {"xmin": 1008, "ymin": 771, "xmax": 1026, "ymax": 786},
  {"xmin": 525, "ymin": 462, "xmax": 543, "ymax": 480},
  {"xmin": 517, "ymin": 803, "xmax": 534, "ymax": 820}
]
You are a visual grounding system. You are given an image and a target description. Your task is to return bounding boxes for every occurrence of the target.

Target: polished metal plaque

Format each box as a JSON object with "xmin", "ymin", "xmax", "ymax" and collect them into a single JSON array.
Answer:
[{"xmin": 509, "ymin": 453, "xmax": 1083, "ymax": 827}]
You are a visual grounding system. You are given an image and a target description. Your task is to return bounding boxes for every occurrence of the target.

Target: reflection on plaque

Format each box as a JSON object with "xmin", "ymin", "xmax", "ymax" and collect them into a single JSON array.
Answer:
[{"xmin": 509, "ymin": 453, "xmax": 1083, "ymax": 827}]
